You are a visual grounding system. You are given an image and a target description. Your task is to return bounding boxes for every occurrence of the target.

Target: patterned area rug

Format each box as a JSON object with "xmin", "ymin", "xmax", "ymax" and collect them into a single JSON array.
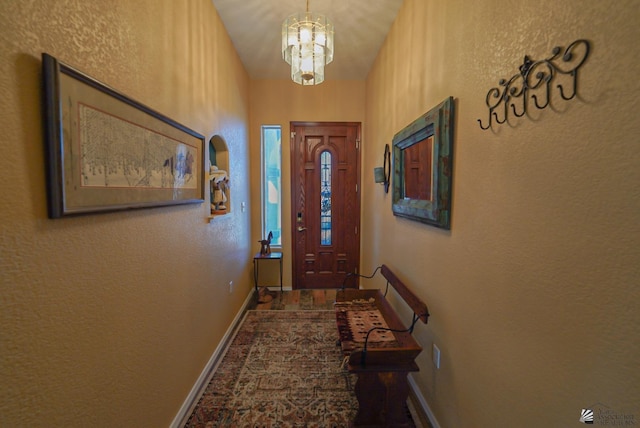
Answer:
[{"xmin": 185, "ymin": 310, "xmax": 359, "ymax": 427}]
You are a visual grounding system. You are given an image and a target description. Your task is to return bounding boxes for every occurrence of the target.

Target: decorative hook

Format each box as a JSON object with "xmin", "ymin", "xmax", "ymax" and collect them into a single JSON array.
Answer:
[{"xmin": 478, "ymin": 39, "xmax": 590, "ymax": 130}]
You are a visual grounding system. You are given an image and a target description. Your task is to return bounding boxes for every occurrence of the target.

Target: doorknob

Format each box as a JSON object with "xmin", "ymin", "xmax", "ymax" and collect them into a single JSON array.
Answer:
[{"xmin": 297, "ymin": 226, "xmax": 307, "ymax": 232}]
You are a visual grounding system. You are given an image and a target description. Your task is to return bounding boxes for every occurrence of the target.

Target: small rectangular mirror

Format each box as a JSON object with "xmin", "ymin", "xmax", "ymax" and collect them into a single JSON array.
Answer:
[{"xmin": 392, "ymin": 97, "xmax": 454, "ymax": 229}]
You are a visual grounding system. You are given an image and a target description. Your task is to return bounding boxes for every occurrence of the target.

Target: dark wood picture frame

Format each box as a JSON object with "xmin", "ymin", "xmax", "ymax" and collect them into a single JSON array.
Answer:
[
  {"xmin": 42, "ymin": 53, "xmax": 205, "ymax": 218},
  {"xmin": 392, "ymin": 96, "xmax": 454, "ymax": 229}
]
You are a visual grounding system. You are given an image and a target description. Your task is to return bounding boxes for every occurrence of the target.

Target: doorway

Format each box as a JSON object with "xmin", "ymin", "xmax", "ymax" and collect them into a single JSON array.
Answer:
[{"xmin": 290, "ymin": 122, "xmax": 361, "ymax": 289}]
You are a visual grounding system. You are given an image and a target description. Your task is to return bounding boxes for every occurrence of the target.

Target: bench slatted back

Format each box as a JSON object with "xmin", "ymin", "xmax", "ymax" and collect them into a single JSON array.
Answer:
[{"xmin": 381, "ymin": 264, "xmax": 430, "ymax": 324}]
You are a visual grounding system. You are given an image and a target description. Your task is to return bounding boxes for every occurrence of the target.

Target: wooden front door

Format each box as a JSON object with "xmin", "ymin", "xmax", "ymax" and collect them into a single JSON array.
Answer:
[{"xmin": 291, "ymin": 122, "xmax": 361, "ymax": 289}]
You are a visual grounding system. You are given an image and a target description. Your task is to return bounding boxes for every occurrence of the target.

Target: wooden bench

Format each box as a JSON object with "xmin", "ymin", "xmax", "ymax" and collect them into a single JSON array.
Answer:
[{"xmin": 335, "ymin": 264, "xmax": 429, "ymax": 427}]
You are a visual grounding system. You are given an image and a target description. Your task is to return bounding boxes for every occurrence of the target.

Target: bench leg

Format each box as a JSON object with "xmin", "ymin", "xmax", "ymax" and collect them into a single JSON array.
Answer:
[
  {"xmin": 352, "ymin": 372, "xmax": 412, "ymax": 427},
  {"xmin": 353, "ymin": 372, "xmax": 385, "ymax": 426},
  {"xmin": 381, "ymin": 372, "xmax": 412, "ymax": 427}
]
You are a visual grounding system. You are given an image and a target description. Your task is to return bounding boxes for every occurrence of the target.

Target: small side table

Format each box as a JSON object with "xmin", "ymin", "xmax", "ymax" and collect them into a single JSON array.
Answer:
[{"xmin": 253, "ymin": 252, "xmax": 283, "ymax": 294}]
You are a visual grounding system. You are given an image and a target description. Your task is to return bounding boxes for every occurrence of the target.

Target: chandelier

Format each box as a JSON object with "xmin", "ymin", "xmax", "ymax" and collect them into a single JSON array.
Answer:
[{"xmin": 281, "ymin": 0, "xmax": 334, "ymax": 85}]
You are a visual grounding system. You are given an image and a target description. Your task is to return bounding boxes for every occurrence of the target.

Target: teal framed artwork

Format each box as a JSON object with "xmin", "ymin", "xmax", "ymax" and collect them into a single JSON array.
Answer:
[{"xmin": 392, "ymin": 97, "xmax": 454, "ymax": 229}]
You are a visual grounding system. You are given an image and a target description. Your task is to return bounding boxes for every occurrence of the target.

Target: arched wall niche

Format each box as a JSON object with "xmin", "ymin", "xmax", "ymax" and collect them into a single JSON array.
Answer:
[{"xmin": 208, "ymin": 135, "xmax": 230, "ymax": 219}]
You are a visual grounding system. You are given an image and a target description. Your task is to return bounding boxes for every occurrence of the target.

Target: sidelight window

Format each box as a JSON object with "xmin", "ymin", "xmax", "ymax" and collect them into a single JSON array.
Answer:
[{"xmin": 261, "ymin": 126, "xmax": 281, "ymax": 246}]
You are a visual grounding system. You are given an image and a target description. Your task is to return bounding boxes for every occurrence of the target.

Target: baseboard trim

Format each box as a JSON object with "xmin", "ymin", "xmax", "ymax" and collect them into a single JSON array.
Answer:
[
  {"xmin": 408, "ymin": 374, "xmax": 441, "ymax": 428},
  {"xmin": 170, "ymin": 290, "xmax": 255, "ymax": 428}
]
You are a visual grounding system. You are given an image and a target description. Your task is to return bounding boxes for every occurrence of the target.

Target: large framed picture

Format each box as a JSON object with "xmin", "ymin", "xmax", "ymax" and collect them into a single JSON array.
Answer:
[
  {"xmin": 392, "ymin": 96, "xmax": 454, "ymax": 229},
  {"xmin": 42, "ymin": 53, "xmax": 205, "ymax": 218}
]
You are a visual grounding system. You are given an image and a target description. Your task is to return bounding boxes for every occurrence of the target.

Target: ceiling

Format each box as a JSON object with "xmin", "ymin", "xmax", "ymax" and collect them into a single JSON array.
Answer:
[{"xmin": 211, "ymin": 0, "xmax": 404, "ymax": 81}]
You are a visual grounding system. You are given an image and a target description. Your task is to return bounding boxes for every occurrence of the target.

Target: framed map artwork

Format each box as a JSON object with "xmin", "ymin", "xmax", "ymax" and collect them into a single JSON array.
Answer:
[{"xmin": 42, "ymin": 53, "xmax": 205, "ymax": 218}]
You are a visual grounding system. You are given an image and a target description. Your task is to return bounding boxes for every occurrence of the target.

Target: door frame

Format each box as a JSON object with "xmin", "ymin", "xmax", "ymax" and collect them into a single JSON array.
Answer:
[{"xmin": 289, "ymin": 121, "xmax": 362, "ymax": 289}]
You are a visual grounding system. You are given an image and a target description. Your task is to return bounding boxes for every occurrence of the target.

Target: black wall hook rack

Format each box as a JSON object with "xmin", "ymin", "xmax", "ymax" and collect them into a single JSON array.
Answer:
[{"xmin": 478, "ymin": 39, "xmax": 591, "ymax": 130}]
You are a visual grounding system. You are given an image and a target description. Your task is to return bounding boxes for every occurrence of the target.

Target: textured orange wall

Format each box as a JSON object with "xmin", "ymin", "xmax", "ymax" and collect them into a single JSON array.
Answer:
[
  {"xmin": 363, "ymin": 0, "xmax": 640, "ymax": 426},
  {"xmin": 3, "ymin": 0, "xmax": 639, "ymax": 426},
  {"xmin": 0, "ymin": 1, "xmax": 250, "ymax": 426}
]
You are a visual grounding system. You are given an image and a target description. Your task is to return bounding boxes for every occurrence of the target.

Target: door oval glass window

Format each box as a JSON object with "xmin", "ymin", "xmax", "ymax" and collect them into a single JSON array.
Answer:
[{"xmin": 320, "ymin": 151, "xmax": 332, "ymax": 246}]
